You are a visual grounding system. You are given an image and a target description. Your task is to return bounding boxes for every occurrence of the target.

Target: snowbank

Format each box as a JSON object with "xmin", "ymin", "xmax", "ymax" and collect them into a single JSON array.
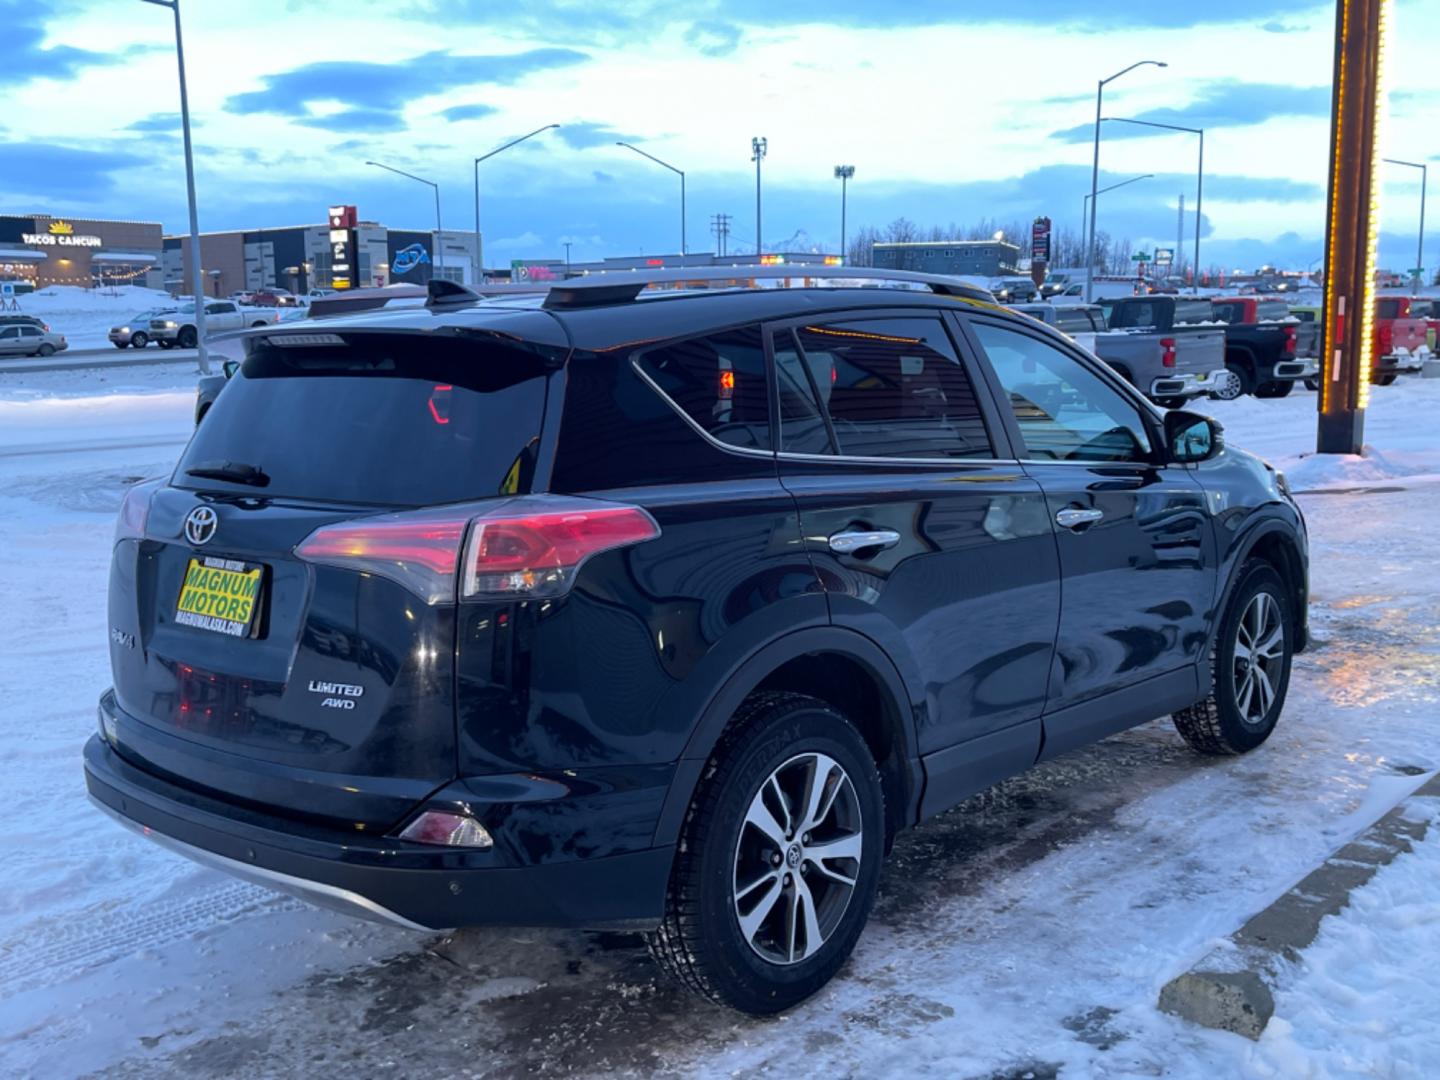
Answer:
[{"xmin": 12, "ymin": 285, "xmax": 179, "ymax": 350}]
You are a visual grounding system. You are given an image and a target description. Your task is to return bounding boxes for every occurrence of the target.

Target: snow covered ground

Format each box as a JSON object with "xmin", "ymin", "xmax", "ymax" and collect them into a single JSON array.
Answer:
[{"xmin": 1, "ymin": 370, "xmax": 1438, "ymax": 1078}]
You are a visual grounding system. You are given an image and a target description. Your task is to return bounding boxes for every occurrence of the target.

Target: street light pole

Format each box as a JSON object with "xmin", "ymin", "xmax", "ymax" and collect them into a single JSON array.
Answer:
[
  {"xmin": 141, "ymin": 0, "xmax": 208, "ymax": 373},
  {"xmin": 1086, "ymin": 60, "xmax": 1167, "ymax": 303},
  {"xmin": 834, "ymin": 165, "xmax": 855, "ymax": 264},
  {"xmin": 752, "ymin": 137, "xmax": 767, "ymax": 258},
  {"xmin": 1384, "ymin": 158, "xmax": 1428, "ymax": 295},
  {"xmin": 473, "ymin": 124, "xmax": 560, "ymax": 284},
  {"xmin": 1081, "ymin": 174, "xmax": 1155, "ymax": 266},
  {"xmin": 1102, "ymin": 117, "xmax": 1203, "ymax": 292},
  {"xmin": 365, "ymin": 161, "xmax": 441, "ymax": 280},
  {"xmin": 615, "ymin": 142, "xmax": 686, "ymax": 258}
]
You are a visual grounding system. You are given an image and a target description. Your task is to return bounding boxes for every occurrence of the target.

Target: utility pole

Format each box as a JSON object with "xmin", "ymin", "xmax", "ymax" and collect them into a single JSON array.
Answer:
[
  {"xmin": 834, "ymin": 165, "xmax": 855, "ymax": 264},
  {"xmin": 711, "ymin": 213, "xmax": 732, "ymax": 258},
  {"xmin": 141, "ymin": 0, "xmax": 208, "ymax": 373},
  {"xmin": 1176, "ymin": 193, "xmax": 1185, "ymax": 283},
  {"xmin": 751, "ymin": 137, "xmax": 767, "ymax": 258},
  {"xmin": 563, "ymin": 241, "xmax": 572, "ymax": 275},
  {"xmin": 1317, "ymin": 0, "xmax": 1391, "ymax": 455}
]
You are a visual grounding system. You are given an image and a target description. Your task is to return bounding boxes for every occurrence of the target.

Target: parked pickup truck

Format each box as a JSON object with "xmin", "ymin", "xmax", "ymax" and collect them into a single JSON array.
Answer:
[
  {"xmin": 150, "ymin": 300, "xmax": 281, "ymax": 349},
  {"xmin": 1211, "ymin": 296, "xmax": 1319, "ymax": 399},
  {"xmin": 1375, "ymin": 296, "xmax": 1435, "ymax": 382},
  {"xmin": 1014, "ymin": 301, "xmax": 1225, "ymax": 408},
  {"xmin": 1098, "ymin": 296, "xmax": 1231, "ymax": 406}
]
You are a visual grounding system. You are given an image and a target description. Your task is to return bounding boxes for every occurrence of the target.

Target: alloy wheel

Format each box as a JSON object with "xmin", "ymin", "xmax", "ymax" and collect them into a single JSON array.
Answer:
[
  {"xmin": 732, "ymin": 752, "xmax": 863, "ymax": 965},
  {"xmin": 1211, "ymin": 370, "xmax": 1243, "ymax": 401},
  {"xmin": 1233, "ymin": 591, "xmax": 1284, "ymax": 725}
]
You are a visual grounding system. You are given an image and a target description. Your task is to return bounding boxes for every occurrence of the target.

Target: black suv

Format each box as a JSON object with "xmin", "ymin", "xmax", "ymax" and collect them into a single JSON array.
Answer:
[{"xmin": 86, "ymin": 269, "xmax": 1308, "ymax": 1014}]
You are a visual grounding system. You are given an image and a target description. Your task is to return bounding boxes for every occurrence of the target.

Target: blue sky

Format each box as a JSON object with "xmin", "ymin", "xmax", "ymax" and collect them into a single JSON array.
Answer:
[{"xmin": 1, "ymin": 0, "xmax": 1436, "ymax": 272}]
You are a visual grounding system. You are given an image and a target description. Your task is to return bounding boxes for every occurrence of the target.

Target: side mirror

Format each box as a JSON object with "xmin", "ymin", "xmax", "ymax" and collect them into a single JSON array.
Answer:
[
  {"xmin": 1164, "ymin": 410, "xmax": 1223, "ymax": 464},
  {"xmin": 222, "ymin": 359, "xmax": 239, "ymax": 379}
]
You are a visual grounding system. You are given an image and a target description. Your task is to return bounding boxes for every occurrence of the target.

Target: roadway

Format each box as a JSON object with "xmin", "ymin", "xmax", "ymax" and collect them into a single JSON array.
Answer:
[{"xmin": 0, "ymin": 346, "xmax": 203, "ymax": 375}]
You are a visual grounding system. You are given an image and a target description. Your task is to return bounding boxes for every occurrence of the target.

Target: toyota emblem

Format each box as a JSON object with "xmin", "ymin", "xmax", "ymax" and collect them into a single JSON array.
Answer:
[{"xmin": 184, "ymin": 505, "xmax": 218, "ymax": 546}]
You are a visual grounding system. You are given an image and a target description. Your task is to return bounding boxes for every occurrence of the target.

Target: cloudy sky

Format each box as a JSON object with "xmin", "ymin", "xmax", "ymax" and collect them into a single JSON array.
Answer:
[{"xmin": 2, "ymin": 0, "xmax": 1437, "ymax": 271}]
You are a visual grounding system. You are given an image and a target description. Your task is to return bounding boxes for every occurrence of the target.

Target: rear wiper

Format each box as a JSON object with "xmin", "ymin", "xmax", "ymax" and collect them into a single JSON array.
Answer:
[{"xmin": 185, "ymin": 461, "xmax": 270, "ymax": 486}]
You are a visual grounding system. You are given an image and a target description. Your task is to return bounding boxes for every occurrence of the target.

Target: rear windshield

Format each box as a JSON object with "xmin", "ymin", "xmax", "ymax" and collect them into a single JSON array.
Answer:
[
  {"xmin": 1256, "ymin": 301, "xmax": 1290, "ymax": 321},
  {"xmin": 1172, "ymin": 299, "xmax": 1215, "ymax": 325},
  {"xmin": 176, "ymin": 334, "xmax": 549, "ymax": 507},
  {"xmin": 1054, "ymin": 308, "xmax": 1102, "ymax": 333}
]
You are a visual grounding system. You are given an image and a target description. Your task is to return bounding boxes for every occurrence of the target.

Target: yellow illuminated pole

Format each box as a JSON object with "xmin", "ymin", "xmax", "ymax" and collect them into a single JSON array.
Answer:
[{"xmin": 1318, "ymin": 0, "xmax": 1392, "ymax": 455}]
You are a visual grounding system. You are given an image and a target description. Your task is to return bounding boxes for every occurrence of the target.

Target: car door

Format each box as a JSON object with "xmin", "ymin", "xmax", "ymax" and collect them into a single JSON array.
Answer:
[
  {"xmin": 206, "ymin": 301, "xmax": 238, "ymax": 330},
  {"xmin": 0, "ymin": 327, "xmax": 22, "ymax": 355},
  {"xmin": 771, "ymin": 309, "xmax": 1061, "ymax": 815},
  {"xmin": 960, "ymin": 315, "xmax": 1217, "ymax": 759},
  {"xmin": 18, "ymin": 326, "xmax": 43, "ymax": 354}
]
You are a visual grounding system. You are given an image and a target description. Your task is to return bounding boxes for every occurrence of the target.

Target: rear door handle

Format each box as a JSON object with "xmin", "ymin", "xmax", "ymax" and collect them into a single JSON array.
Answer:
[
  {"xmin": 828, "ymin": 529, "xmax": 902, "ymax": 554},
  {"xmin": 1055, "ymin": 507, "xmax": 1104, "ymax": 530}
]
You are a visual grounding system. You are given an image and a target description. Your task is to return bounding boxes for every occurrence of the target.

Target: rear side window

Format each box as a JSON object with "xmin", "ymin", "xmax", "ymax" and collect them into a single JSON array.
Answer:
[
  {"xmin": 1214, "ymin": 301, "xmax": 1241, "ymax": 323},
  {"xmin": 792, "ymin": 317, "xmax": 993, "ymax": 460},
  {"xmin": 635, "ymin": 327, "xmax": 770, "ymax": 451},
  {"xmin": 1378, "ymin": 299, "xmax": 1402, "ymax": 319},
  {"xmin": 1054, "ymin": 309, "xmax": 1101, "ymax": 333},
  {"xmin": 1173, "ymin": 299, "xmax": 1215, "ymax": 325},
  {"xmin": 1256, "ymin": 301, "xmax": 1290, "ymax": 321},
  {"xmin": 176, "ymin": 335, "xmax": 548, "ymax": 507}
]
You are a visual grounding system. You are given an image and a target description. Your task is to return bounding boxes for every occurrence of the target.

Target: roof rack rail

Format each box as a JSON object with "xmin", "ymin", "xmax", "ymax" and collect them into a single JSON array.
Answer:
[{"xmin": 541, "ymin": 265, "xmax": 995, "ymax": 310}]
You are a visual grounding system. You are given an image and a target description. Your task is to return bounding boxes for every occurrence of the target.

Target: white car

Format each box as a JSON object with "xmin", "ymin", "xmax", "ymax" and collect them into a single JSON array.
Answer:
[
  {"xmin": 109, "ymin": 308, "xmax": 177, "ymax": 349},
  {"xmin": 150, "ymin": 300, "xmax": 281, "ymax": 349}
]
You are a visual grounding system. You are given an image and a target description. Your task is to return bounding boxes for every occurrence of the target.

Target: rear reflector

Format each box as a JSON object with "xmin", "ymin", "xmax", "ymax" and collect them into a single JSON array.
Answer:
[
  {"xmin": 294, "ymin": 496, "xmax": 660, "ymax": 605},
  {"xmin": 397, "ymin": 811, "xmax": 493, "ymax": 849}
]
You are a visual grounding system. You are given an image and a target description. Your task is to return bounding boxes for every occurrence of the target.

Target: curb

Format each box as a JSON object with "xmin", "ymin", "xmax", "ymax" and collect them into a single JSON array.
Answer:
[{"xmin": 1158, "ymin": 771, "xmax": 1439, "ymax": 1039}]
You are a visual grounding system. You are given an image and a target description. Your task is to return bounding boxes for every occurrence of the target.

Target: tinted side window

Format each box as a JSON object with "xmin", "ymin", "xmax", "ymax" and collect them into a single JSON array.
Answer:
[
  {"xmin": 794, "ymin": 317, "xmax": 992, "ymax": 460},
  {"xmin": 1173, "ymin": 299, "xmax": 1215, "ymax": 324},
  {"xmin": 1378, "ymin": 299, "xmax": 1401, "ymax": 319},
  {"xmin": 636, "ymin": 326, "xmax": 770, "ymax": 451},
  {"xmin": 972, "ymin": 322, "xmax": 1152, "ymax": 464},
  {"xmin": 1214, "ymin": 301, "xmax": 1241, "ymax": 323},
  {"xmin": 773, "ymin": 329, "xmax": 834, "ymax": 454}
]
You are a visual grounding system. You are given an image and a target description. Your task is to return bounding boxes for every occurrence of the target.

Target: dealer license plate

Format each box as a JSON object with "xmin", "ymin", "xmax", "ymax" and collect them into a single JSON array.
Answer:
[{"xmin": 175, "ymin": 556, "xmax": 264, "ymax": 637}]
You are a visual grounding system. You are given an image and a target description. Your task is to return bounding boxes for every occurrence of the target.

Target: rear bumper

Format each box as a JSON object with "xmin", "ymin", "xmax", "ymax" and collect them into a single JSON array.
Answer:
[
  {"xmin": 84, "ymin": 732, "xmax": 674, "ymax": 932},
  {"xmin": 1273, "ymin": 358, "xmax": 1320, "ymax": 380},
  {"xmin": 1382, "ymin": 351, "xmax": 1428, "ymax": 373},
  {"xmin": 1149, "ymin": 368, "xmax": 1229, "ymax": 399}
]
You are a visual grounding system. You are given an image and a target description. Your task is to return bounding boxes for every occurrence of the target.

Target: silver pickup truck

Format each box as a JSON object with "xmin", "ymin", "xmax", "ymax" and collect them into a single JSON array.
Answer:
[{"xmin": 1015, "ymin": 302, "xmax": 1229, "ymax": 407}]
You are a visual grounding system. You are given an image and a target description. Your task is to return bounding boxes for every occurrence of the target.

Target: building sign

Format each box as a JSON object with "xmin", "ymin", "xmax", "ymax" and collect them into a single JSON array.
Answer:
[
  {"xmin": 22, "ymin": 220, "xmax": 102, "ymax": 248},
  {"xmin": 327, "ymin": 206, "xmax": 358, "ymax": 289},
  {"xmin": 511, "ymin": 260, "xmax": 558, "ymax": 282},
  {"xmin": 1030, "ymin": 217, "xmax": 1052, "ymax": 264},
  {"xmin": 1155, "ymin": 247, "xmax": 1174, "ymax": 267}
]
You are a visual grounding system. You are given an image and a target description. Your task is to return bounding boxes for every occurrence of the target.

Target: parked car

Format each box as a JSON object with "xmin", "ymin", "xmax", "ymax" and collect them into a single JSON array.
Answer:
[
  {"xmin": 150, "ymin": 300, "xmax": 281, "ymax": 349},
  {"xmin": 1210, "ymin": 296, "xmax": 1320, "ymax": 399},
  {"xmin": 989, "ymin": 276, "xmax": 1040, "ymax": 303},
  {"xmin": 1051, "ymin": 282, "xmax": 1087, "ymax": 302},
  {"xmin": 0, "ymin": 323, "xmax": 66, "ymax": 357},
  {"xmin": 109, "ymin": 308, "xmax": 177, "ymax": 349},
  {"xmin": 88, "ymin": 269, "xmax": 1308, "ymax": 1016},
  {"xmin": 1096, "ymin": 295, "xmax": 1231, "ymax": 406},
  {"xmin": 0, "ymin": 313, "xmax": 50, "ymax": 332}
]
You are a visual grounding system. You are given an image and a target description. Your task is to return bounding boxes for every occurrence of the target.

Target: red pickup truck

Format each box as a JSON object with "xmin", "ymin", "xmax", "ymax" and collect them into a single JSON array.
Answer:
[
  {"xmin": 1377, "ymin": 295, "xmax": 1439, "ymax": 356},
  {"xmin": 1372, "ymin": 296, "xmax": 1431, "ymax": 384}
]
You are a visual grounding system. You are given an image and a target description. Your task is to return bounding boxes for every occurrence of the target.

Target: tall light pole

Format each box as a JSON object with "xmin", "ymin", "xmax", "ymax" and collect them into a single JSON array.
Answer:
[
  {"xmin": 834, "ymin": 165, "xmax": 855, "ymax": 264},
  {"xmin": 474, "ymin": 124, "xmax": 559, "ymax": 283},
  {"xmin": 140, "ymin": 0, "xmax": 208, "ymax": 373},
  {"xmin": 1086, "ymin": 60, "xmax": 1167, "ymax": 302},
  {"xmin": 563, "ymin": 241, "xmax": 572, "ymax": 275},
  {"xmin": 752, "ymin": 137, "xmax": 767, "ymax": 258},
  {"xmin": 1384, "ymin": 158, "xmax": 1428, "ymax": 295},
  {"xmin": 616, "ymin": 142, "xmax": 686, "ymax": 258},
  {"xmin": 366, "ymin": 161, "xmax": 441, "ymax": 280},
  {"xmin": 1102, "ymin": 117, "xmax": 1203, "ymax": 292}
]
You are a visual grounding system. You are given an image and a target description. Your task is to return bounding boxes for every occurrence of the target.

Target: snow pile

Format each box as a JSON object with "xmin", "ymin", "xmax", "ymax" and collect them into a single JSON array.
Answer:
[
  {"xmin": 1281, "ymin": 444, "xmax": 1430, "ymax": 490},
  {"xmin": 1251, "ymin": 802, "xmax": 1440, "ymax": 1075},
  {"xmin": 13, "ymin": 285, "xmax": 178, "ymax": 349}
]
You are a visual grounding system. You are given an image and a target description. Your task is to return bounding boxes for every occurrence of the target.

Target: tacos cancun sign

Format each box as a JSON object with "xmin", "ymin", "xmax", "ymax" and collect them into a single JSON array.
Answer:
[{"xmin": 21, "ymin": 221, "xmax": 102, "ymax": 248}]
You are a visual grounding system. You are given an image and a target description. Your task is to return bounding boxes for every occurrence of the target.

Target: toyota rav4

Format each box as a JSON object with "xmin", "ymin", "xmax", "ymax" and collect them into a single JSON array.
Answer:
[{"xmin": 86, "ymin": 269, "xmax": 1308, "ymax": 1014}]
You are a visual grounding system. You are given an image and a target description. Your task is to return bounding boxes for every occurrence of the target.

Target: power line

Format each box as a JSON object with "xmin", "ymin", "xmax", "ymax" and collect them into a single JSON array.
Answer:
[{"xmin": 710, "ymin": 213, "xmax": 732, "ymax": 258}]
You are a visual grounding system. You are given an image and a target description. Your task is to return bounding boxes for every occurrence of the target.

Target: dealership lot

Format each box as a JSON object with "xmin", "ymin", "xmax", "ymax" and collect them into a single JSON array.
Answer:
[{"xmin": 0, "ymin": 368, "xmax": 1436, "ymax": 1076}]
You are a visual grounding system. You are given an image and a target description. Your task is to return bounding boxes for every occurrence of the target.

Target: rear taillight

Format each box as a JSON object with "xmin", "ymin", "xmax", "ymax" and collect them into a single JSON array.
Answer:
[
  {"xmin": 114, "ymin": 479, "xmax": 161, "ymax": 544},
  {"xmin": 1160, "ymin": 338, "xmax": 1176, "ymax": 368},
  {"xmin": 1379, "ymin": 322, "xmax": 1394, "ymax": 352},
  {"xmin": 294, "ymin": 496, "xmax": 660, "ymax": 605},
  {"xmin": 1283, "ymin": 325, "xmax": 1297, "ymax": 354},
  {"xmin": 397, "ymin": 811, "xmax": 493, "ymax": 849}
]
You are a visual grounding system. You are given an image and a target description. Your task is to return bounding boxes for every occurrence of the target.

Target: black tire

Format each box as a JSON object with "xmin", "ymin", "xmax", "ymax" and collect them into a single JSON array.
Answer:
[
  {"xmin": 1217, "ymin": 361, "xmax": 1255, "ymax": 399},
  {"xmin": 131, "ymin": 332, "xmax": 148, "ymax": 349},
  {"xmin": 158, "ymin": 339, "xmax": 174, "ymax": 350},
  {"xmin": 1254, "ymin": 380, "xmax": 1294, "ymax": 399},
  {"xmin": 177, "ymin": 326, "xmax": 198, "ymax": 349},
  {"xmin": 250, "ymin": 321, "xmax": 269, "ymax": 328},
  {"xmin": 1155, "ymin": 396, "xmax": 1189, "ymax": 410},
  {"xmin": 1303, "ymin": 377, "xmax": 1320, "ymax": 391},
  {"xmin": 1108, "ymin": 364, "xmax": 1135, "ymax": 387},
  {"xmin": 113, "ymin": 341, "xmax": 127, "ymax": 349},
  {"xmin": 37, "ymin": 343, "xmax": 55, "ymax": 357},
  {"xmin": 648, "ymin": 691, "xmax": 885, "ymax": 1015},
  {"xmin": 1375, "ymin": 373, "xmax": 1397, "ymax": 387},
  {"xmin": 1173, "ymin": 560, "xmax": 1293, "ymax": 755}
]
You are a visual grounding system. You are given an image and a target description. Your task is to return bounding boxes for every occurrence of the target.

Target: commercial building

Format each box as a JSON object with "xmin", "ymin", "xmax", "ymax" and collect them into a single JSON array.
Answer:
[
  {"xmin": 871, "ymin": 239, "xmax": 1021, "ymax": 278},
  {"xmin": 0, "ymin": 214, "xmax": 164, "ymax": 289},
  {"xmin": 163, "ymin": 221, "xmax": 479, "ymax": 297}
]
